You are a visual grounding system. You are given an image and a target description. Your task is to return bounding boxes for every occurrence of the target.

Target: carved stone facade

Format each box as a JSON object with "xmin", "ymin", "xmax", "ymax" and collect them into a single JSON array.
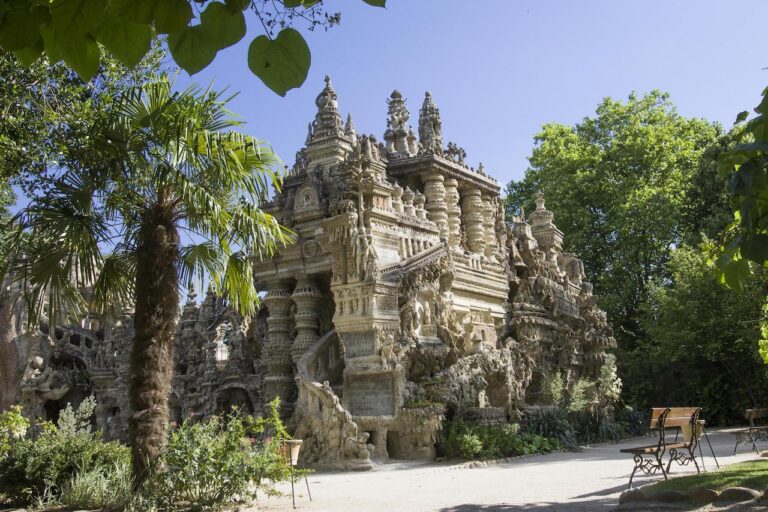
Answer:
[{"xmin": 0, "ymin": 78, "xmax": 616, "ymax": 470}]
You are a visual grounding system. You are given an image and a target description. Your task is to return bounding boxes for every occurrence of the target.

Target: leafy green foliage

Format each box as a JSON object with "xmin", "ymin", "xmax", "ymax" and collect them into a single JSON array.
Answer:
[
  {"xmin": 506, "ymin": 91, "xmax": 720, "ymax": 349},
  {"xmin": 0, "ymin": 47, "xmax": 163, "ymax": 187},
  {"xmin": 523, "ymin": 406, "xmax": 635, "ymax": 450},
  {"xmin": 0, "ymin": 398, "xmax": 131, "ymax": 507},
  {"xmin": 0, "ymin": 405, "xmax": 28, "ymax": 456},
  {"xmin": 0, "ymin": 0, "xmax": 386, "ymax": 94},
  {"xmin": 58, "ymin": 463, "xmax": 133, "ymax": 511},
  {"xmin": 712, "ymin": 86, "xmax": 768, "ymax": 362},
  {"xmin": 624, "ymin": 246, "xmax": 768, "ymax": 424},
  {"xmin": 439, "ymin": 420, "xmax": 560, "ymax": 460},
  {"xmin": 9, "ymin": 77, "xmax": 293, "ymax": 327},
  {"xmin": 248, "ymin": 28, "xmax": 310, "ymax": 97},
  {"xmin": 140, "ymin": 398, "xmax": 299, "ymax": 510}
]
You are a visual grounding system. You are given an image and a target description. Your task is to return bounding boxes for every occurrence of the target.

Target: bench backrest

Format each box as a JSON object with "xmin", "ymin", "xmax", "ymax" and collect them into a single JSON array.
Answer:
[
  {"xmin": 746, "ymin": 408, "xmax": 768, "ymax": 419},
  {"xmin": 649, "ymin": 407, "xmax": 670, "ymax": 430},
  {"xmin": 664, "ymin": 407, "xmax": 701, "ymax": 429}
]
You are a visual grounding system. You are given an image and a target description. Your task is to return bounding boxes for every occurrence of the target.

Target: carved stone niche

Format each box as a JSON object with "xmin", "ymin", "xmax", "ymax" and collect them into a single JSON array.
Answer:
[{"xmin": 293, "ymin": 182, "xmax": 325, "ymax": 222}]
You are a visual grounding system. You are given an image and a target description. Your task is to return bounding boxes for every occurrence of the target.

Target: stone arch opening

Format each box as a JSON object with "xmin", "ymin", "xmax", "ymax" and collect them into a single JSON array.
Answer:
[{"xmin": 215, "ymin": 387, "xmax": 254, "ymax": 415}]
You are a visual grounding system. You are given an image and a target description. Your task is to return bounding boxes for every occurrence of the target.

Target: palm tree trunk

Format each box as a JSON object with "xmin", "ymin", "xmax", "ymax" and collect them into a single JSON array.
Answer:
[
  {"xmin": 0, "ymin": 294, "xmax": 18, "ymax": 411},
  {"xmin": 129, "ymin": 202, "xmax": 180, "ymax": 484}
]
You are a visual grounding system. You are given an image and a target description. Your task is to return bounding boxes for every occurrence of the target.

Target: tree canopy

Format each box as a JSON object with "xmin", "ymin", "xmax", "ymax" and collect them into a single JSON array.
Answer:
[
  {"xmin": 0, "ymin": 0, "xmax": 385, "ymax": 96},
  {"xmin": 506, "ymin": 91, "xmax": 720, "ymax": 342}
]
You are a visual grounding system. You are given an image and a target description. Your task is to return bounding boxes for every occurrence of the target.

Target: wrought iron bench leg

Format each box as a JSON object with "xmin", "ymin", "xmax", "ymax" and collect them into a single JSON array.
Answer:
[
  {"xmin": 689, "ymin": 447, "xmax": 700, "ymax": 474},
  {"xmin": 703, "ymin": 430, "xmax": 719, "ymax": 469},
  {"xmin": 628, "ymin": 455, "xmax": 641, "ymax": 489}
]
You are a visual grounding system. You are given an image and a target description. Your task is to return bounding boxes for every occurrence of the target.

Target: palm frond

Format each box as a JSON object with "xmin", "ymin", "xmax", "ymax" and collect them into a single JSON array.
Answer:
[
  {"xmin": 178, "ymin": 242, "xmax": 227, "ymax": 293},
  {"xmin": 89, "ymin": 251, "xmax": 136, "ymax": 316}
]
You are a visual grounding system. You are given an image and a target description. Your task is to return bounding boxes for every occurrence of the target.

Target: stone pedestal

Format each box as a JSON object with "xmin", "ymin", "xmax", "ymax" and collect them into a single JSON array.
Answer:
[{"xmin": 461, "ymin": 187, "xmax": 485, "ymax": 254}]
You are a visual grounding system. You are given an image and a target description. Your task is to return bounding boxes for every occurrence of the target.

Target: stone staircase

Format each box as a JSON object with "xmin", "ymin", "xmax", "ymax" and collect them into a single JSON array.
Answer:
[{"xmin": 293, "ymin": 329, "xmax": 374, "ymax": 470}]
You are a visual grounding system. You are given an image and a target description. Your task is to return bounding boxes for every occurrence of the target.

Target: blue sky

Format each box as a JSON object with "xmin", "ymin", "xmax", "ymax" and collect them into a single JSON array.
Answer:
[{"xmin": 177, "ymin": 0, "xmax": 768, "ymax": 187}]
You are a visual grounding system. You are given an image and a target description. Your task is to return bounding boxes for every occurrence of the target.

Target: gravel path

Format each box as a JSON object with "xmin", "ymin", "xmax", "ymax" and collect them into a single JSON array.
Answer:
[{"xmin": 250, "ymin": 429, "xmax": 762, "ymax": 512}]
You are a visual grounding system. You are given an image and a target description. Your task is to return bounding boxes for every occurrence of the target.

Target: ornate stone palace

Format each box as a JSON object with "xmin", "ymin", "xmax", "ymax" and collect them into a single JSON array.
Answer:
[{"xmin": 1, "ymin": 78, "xmax": 616, "ymax": 469}]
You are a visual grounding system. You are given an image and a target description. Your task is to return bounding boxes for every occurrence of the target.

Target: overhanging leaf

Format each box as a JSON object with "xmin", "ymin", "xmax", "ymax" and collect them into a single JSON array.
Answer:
[
  {"xmin": 742, "ymin": 234, "xmax": 768, "ymax": 264},
  {"xmin": 13, "ymin": 41, "xmax": 43, "ymax": 66},
  {"xmin": 168, "ymin": 25, "xmax": 217, "ymax": 75},
  {"xmin": 60, "ymin": 33, "xmax": 100, "ymax": 80},
  {"xmin": 0, "ymin": 4, "xmax": 42, "ymax": 50},
  {"xmin": 723, "ymin": 258, "xmax": 750, "ymax": 292},
  {"xmin": 362, "ymin": 0, "xmax": 386, "ymax": 6},
  {"xmin": 50, "ymin": 0, "xmax": 105, "ymax": 38},
  {"xmin": 154, "ymin": 0, "xmax": 192, "ymax": 34},
  {"xmin": 247, "ymin": 28, "xmax": 310, "ymax": 96},
  {"xmin": 97, "ymin": 18, "xmax": 152, "ymax": 67},
  {"xmin": 200, "ymin": 2, "xmax": 246, "ymax": 50}
]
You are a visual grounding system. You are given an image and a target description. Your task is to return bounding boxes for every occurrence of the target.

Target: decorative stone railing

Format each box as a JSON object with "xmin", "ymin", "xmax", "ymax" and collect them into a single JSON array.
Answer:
[
  {"xmin": 380, "ymin": 240, "xmax": 449, "ymax": 279},
  {"xmin": 294, "ymin": 329, "xmax": 374, "ymax": 470}
]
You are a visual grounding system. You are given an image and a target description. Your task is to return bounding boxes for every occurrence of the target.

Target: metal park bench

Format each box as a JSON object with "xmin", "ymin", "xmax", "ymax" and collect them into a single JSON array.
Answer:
[
  {"xmin": 620, "ymin": 407, "xmax": 702, "ymax": 488},
  {"xmin": 730, "ymin": 408, "xmax": 768, "ymax": 454}
]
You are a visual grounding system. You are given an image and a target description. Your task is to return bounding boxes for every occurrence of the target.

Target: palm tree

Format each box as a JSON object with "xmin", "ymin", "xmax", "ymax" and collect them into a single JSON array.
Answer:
[{"xmin": 9, "ymin": 78, "xmax": 292, "ymax": 483}]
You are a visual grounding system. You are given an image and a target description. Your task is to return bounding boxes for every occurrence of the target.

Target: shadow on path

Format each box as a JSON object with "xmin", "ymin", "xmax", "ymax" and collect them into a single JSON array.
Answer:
[{"xmin": 437, "ymin": 498, "xmax": 616, "ymax": 511}]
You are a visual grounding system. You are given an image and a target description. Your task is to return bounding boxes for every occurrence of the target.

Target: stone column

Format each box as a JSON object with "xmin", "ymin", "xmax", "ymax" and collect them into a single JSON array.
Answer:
[
  {"xmin": 262, "ymin": 280, "xmax": 295, "ymax": 410},
  {"xmin": 444, "ymin": 178, "xmax": 461, "ymax": 249},
  {"xmin": 291, "ymin": 277, "xmax": 322, "ymax": 362},
  {"xmin": 482, "ymin": 195, "xmax": 497, "ymax": 257},
  {"xmin": 461, "ymin": 187, "xmax": 485, "ymax": 254},
  {"xmin": 422, "ymin": 173, "xmax": 448, "ymax": 238}
]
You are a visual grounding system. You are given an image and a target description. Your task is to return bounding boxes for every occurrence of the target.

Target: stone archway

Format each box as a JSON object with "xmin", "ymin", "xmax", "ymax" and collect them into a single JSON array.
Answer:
[{"xmin": 215, "ymin": 387, "xmax": 254, "ymax": 415}]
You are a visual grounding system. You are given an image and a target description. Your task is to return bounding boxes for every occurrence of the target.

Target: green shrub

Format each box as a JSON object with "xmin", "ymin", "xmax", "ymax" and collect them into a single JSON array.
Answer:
[
  {"xmin": 523, "ymin": 407, "xmax": 580, "ymax": 451},
  {"xmin": 139, "ymin": 397, "xmax": 300, "ymax": 511},
  {"xmin": 0, "ymin": 397, "xmax": 130, "ymax": 507},
  {"xmin": 569, "ymin": 408, "xmax": 623, "ymax": 444},
  {"xmin": 59, "ymin": 462, "xmax": 133, "ymax": 510},
  {"xmin": 616, "ymin": 406, "xmax": 650, "ymax": 437},
  {"xmin": 438, "ymin": 419, "xmax": 559, "ymax": 460},
  {"xmin": 459, "ymin": 433, "xmax": 483, "ymax": 459},
  {"xmin": 0, "ymin": 405, "xmax": 28, "ymax": 456}
]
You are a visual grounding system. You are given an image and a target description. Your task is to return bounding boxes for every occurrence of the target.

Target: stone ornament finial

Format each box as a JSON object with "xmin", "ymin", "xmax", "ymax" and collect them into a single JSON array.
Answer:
[
  {"xmin": 310, "ymin": 76, "xmax": 343, "ymax": 140},
  {"xmin": 419, "ymin": 91, "xmax": 443, "ymax": 154}
]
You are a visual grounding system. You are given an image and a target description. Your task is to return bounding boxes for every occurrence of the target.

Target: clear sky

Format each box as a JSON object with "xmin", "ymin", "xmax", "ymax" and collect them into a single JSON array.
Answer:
[{"xmin": 177, "ymin": 0, "xmax": 768, "ymax": 188}]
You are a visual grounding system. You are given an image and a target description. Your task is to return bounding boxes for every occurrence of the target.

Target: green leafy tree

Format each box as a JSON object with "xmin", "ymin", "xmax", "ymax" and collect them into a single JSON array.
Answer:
[
  {"xmin": 506, "ymin": 91, "xmax": 719, "ymax": 346},
  {"xmin": 630, "ymin": 246, "xmax": 768, "ymax": 423},
  {"xmin": 0, "ymin": 0, "xmax": 385, "ymax": 96},
  {"xmin": 10, "ymin": 78, "xmax": 292, "ymax": 483},
  {"xmin": 713, "ymin": 87, "xmax": 768, "ymax": 362},
  {"xmin": 0, "ymin": 48, "xmax": 161, "ymax": 411}
]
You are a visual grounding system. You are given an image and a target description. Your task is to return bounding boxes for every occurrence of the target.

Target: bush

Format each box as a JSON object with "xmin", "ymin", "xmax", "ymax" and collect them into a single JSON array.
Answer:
[
  {"xmin": 0, "ymin": 405, "xmax": 28, "ymax": 456},
  {"xmin": 523, "ymin": 407, "xmax": 580, "ymax": 451},
  {"xmin": 0, "ymin": 397, "xmax": 130, "ymax": 507},
  {"xmin": 569, "ymin": 408, "xmax": 623, "ymax": 445},
  {"xmin": 438, "ymin": 419, "xmax": 559, "ymax": 460},
  {"xmin": 616, "ymin": 406, "xmax": 650, "ymax": 437},
  {"xmin": 139, "ymin": 397, "xmax": 300, "ymax": 511},
  {"xmin": 59, "ymin": 463, "xmax": 132, "ymax": 510}
]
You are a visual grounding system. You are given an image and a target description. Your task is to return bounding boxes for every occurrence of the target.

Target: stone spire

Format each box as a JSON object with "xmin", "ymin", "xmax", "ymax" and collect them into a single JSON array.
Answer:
[
  {"xmin": 344, "ymin": 113, "xmax": 357, "ymax": 138},
  {"xmin": 384, "ymin": 90, "xmax": 413, "ymax": 156},
  {"xmin": 418, "ymin": 91, "xmax": 443, "ymax": 154},
  {"xmin": 529, "ymin": 191, "xmax": 563, "ymax": 251},
  {"xmin": 311, "ymin": 75, "xmax": 343, "ymax": 140}
]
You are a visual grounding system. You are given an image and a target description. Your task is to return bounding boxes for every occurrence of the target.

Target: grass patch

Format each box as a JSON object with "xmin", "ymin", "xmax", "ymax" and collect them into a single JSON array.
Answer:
[{"xmin": 644, "ymin": 460, "xmax": 768, "ymax": 494}]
